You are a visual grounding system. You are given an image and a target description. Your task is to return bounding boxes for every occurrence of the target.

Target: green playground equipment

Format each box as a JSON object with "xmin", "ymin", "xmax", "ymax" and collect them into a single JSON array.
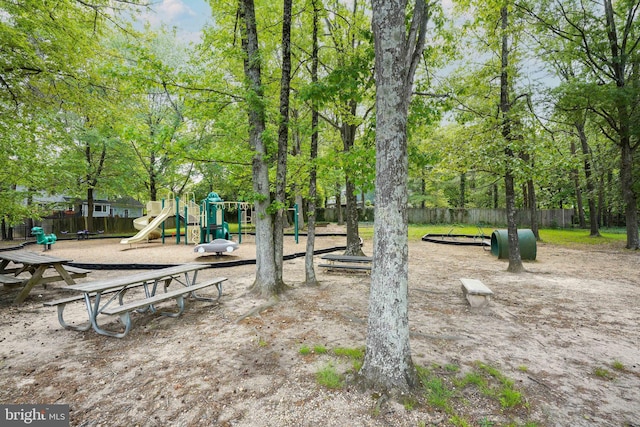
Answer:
[
  {"xmin": 31, "ymin": 226, "xmax": 57, "ymax": 251},
  {"xmin": 199, "ymin": 192, "xmax": 231, "ymax": 243}
]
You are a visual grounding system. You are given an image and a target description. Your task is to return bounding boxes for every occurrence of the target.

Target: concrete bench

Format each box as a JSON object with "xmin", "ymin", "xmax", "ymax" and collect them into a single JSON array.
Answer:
[
  {"xmin": 319, "ymin": 254, "xmax": 372, "ymax": 273},
  {"xmin": 460, "ymin": 278, "xmax": 493, "ymax": 308}
]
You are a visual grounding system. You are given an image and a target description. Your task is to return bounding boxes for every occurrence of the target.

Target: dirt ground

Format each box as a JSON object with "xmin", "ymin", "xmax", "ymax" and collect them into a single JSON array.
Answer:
[{"xmin": 0, "ymin": 225, "xmax": 638, "ymax": 426}]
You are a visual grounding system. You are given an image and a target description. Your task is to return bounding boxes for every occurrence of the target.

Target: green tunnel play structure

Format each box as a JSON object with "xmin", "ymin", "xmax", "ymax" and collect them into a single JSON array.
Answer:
[{"xmin": 490, "ymin": 229, "xmax": 537, "ymax": 260}]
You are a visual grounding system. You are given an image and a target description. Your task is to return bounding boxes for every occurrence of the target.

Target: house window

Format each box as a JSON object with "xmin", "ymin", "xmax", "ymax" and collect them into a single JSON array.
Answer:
[
  {"xmin": 94, "ymin": 205, "xmax": 105, "ymax": 212},
  {"xmin": 124, "ymin": 209, "xmax": 129, "ymax": 218}
]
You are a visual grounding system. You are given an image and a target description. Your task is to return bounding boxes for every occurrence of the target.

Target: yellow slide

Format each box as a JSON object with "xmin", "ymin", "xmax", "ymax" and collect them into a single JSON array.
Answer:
[{"xmin": 120, "ymin": 206, "xmax": 173, "ymax": 245}]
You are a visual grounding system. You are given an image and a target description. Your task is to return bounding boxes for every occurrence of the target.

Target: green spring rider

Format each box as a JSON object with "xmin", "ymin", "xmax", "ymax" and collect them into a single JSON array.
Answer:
[{"xmin": 31, "ymin": 226, "xmax": 57, "ymax": 251}]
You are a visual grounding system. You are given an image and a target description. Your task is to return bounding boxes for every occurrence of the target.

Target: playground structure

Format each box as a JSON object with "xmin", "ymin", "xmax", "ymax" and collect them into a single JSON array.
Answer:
[
  {"xmin": 193, "ymin": 238, "xmax": 240, "ymax": 256},
  {"xmin": 31, "ymin": 226, "xmax": 57, "ymax": 251},
  {"xmin": 422, "ymin": 227, "xmax": 537, "ymax": 261},
  {"xmin": 120, "ymin": 192, "xmax": 252, "ymax": 247},
  {"xmin": 421, "ymin": 227, "xmax": 490, "ymax": 247}
]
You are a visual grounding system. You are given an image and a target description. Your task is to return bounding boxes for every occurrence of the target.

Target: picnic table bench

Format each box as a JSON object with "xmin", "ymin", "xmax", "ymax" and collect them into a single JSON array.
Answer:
[
  {"xmin": 45, "ymin": 263, "xmax": 226, "ymax": 338},
  {"xmin": 0, "ymin": 250, "xmax": 91, "ymax": 303},
  {"xmin": 319, "ymin": 254, "xmax": 373, "ymax": 272}
]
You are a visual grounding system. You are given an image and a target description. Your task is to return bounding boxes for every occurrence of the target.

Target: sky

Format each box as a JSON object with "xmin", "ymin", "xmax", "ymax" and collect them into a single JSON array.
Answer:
[{"xmin": 139, "ymin": 0, "xmax": 212, "ymax": 43}]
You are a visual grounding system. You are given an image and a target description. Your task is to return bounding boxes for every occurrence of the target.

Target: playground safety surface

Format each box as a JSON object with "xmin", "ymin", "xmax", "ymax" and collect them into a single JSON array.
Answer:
[{"xmin": 0, "ymin": 226, "xmax": 638, "ymax": 426}]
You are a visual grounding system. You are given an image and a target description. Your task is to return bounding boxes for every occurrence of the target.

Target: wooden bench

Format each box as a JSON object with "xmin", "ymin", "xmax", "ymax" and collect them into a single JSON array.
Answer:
[
  {"xmin": 0, "ymin": 266, "xmax": 88, "ymax": 287},
  {"xmin": 0, "ymin": 273, "xmax": 25, "ymax": 286},
  {"xmin": 319, "ymin": 254, "xmax": 372, "ymax": 272},
  {"xmin": 460, "ymin": 278, "xmax": 493, "ymax": 308},
  {"xmin": 99, "ymin": 277, "xmax": 227, "ymax": 337},
  {"xmin": 35, "ymin": 265, "xmax": 91, "ymax": 288}
]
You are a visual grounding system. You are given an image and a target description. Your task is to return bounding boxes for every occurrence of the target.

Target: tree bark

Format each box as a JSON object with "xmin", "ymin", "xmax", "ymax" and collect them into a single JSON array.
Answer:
[
  {"xmin": 241, "ymin": 0, "xmax": 279, "ymax": 297},
  {"xmin": 361, "ymin": 0, "xmax": 428, "ymax": 392},
  {"xmin": 274, "ymin": 0, "xmax": 293, "ymax": 284},
  {"xmin": 304, "ymin": 0, "xmax": 321, "ymax": 286},
  {"xmin": 342, "ymin": 108, "xmax": 364, "ymax": 256},
  {"xmin": 570, "ymin": 140, "xmax": 586, "ymax": 228},
  {"xmin": 575, "ymin": 121, "xmax": 600, "ymax": 237},
  {"xmin": 499, "ymin": 6, "xmax": 524, "ymax": 273}
]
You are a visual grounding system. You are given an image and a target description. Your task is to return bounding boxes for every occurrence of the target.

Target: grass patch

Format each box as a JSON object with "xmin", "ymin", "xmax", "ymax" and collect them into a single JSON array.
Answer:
[
  {"xmin": 416, "ymin": 365, "xmax": 455, "ymax": 412},
  {"xmin": 334, "ymin": 346, "xmax": 364, "ymax": 359},
  {"xmin": 415, "ymin": 362, "xmax": 535, "ymax": 425},
  {"xmin": 299, "ymin": 345, "xmax": 311, "ymax": 355},
  {"xmin": 316, "ymin": 363, "xmax": 343, "ymax": 389},
  {"xmin": 444, "ymin": 363, "xmax": 460, "ymax": 373},
  {"xmin": 538, "ymin": 228, "xmax": 626, "ymax": 247},
  {"xmin": 313, "ymin": 344, "xmax": 328, "ymax": 354},
  {"xmin": 612, "ymin": 360, "xmax": 626, "ymax": 371},
  {"xmin": 334, "ymin": 346, "xmax": 365, "ymax": 372},
  {"xmin": 593, "ymin": 367, "xmax": 615, "ymax": 380},
  {"xmin": 361, "ymin": 223, "xmax": 629, "ymax": 248},
  {"xmin": 475, "ymin": 362, "xmax": 523, "ymax": 408}
]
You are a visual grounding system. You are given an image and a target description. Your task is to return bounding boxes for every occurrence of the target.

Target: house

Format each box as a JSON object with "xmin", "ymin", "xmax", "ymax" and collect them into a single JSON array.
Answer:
[
  {"xmin": 21, "ymin": 187, "xmax": 144, "ymax": 219},
  {"xmin": 76, "ymin": 196, "xmax": 143, "ymax": 218}
]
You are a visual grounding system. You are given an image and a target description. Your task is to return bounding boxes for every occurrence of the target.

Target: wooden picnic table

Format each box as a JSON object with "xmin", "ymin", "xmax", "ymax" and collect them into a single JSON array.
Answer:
[
  {"xmin": 0, "ymin": 250, "xmax": 89, "ymax": 304},
  {"xmin": 50, "ymin": 263, "xmax": 226, "ymax": 338}
]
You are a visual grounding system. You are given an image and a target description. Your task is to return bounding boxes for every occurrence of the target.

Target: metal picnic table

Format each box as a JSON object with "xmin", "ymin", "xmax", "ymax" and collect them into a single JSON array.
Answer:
[{"xmin": 53, "ymin": 263, "xmax": 223, "ymax": 338}]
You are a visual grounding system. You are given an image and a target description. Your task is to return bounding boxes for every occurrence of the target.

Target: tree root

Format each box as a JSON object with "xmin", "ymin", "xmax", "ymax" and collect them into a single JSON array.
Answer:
[{"xmin": 234, "ymin": 297, "xmax": 279, "ymax": 323}]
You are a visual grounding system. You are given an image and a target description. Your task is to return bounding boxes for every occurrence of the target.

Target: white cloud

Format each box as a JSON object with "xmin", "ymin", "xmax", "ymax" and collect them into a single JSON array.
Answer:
[
  {"xmin": 155, "ymin": 0, "xmax": 196, "ymax": 20},
  {"xmin": 135, "ymin": 0, "xmax": 211, "ymax": 43},
  {"xmin": 141, "ymin": 0, "xmax": 196, "ymax": 27}
]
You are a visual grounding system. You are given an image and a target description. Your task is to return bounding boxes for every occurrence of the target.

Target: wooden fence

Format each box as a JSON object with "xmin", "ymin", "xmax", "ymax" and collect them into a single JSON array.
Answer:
[
  {"xmin": 6, "ymin": 207, "xmax": 576, "ymax": 241},
  {"xmin": 319, "ymin": 207, "xmax": 576, "ymax": 228},
  {"xmin": 10, "ymin": 217, "xmax": 138, "ymax": 239}
]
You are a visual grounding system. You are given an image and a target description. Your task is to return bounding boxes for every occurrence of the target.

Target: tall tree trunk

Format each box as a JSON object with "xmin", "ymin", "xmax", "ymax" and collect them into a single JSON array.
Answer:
[
  {"xmin": 335, "ymin": 184, "xmax": 343, "ymax": 225},
  {"xmin": 499, "ymin": 6, "xmax": 523, "ymax": 273},
  {"xmin": 521, "ymin": 152, "xmax": 539, "ymax": 240},
  {"xmin": 362, "ymin": 0, "xmax": 428, "ymax": 392},
  {"xmin": 305, "ymin": 0, "xmax": 321, "ymax": 286},
  {"xmin": 570, "ymin": 140, "xmax": 586, "ymax": 228},
  {"xmin": 620, "ymin": 137, "xmax": 639, "ymax": 248},
  {"xmin": 149, "ymin": 152, "xmax": 158, "ymax": 201},
  {"xmin": 575, "ymin": 121, "xmax": 600, "ymax": 237},
  {"xmin": 459, "ymin": 172, "xmax": 466, "ymax": 208},
  {"xmin": 241, "ymin": 0, "xmax": 279, "ymax": 297},
  {"xmin": 86, "ymin": 187, "xmax": 94, "ymax": 232},
  {"xmin": 274, "ymin": 0, "xmax": 293, "ymax": 284},
  {"xmin": 420, "ymin": 172, "xmax": 426, "ymax": 209},
  {"xmin": 527, "ymin": 178, "xmax": 539, "ymax": 240},
  {"xmin": 342, "ymin": 110, "xmax": 364, "ymax": 256},
  {"xmin": 603, "ymin": 0, "xmax": 638, "ymax": 248}
]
